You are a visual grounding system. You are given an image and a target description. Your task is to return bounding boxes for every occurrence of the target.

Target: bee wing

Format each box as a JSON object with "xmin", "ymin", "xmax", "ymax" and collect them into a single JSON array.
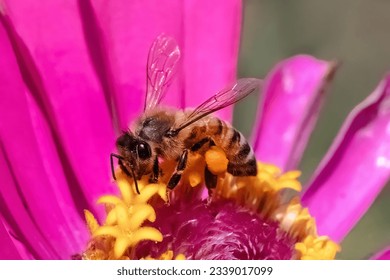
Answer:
[
  {"xmin": 144, "ymin": 35, "xmax": 181, "ymax": 111},
  {"xmin": 173, "ymin": 78, "xmax": 262, "ymax": 133}
]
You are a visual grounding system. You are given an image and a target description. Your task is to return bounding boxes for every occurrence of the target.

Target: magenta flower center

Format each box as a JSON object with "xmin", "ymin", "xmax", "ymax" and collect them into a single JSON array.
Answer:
[{"xmin": 135, "ymin": 199, "xmax": 295, "ymax": 260}]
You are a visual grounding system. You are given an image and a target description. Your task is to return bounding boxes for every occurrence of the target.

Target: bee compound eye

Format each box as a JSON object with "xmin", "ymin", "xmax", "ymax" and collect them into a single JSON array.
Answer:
[{"xmin": 137, "ymin": 142, "xmax": 151, "ymax": 159}]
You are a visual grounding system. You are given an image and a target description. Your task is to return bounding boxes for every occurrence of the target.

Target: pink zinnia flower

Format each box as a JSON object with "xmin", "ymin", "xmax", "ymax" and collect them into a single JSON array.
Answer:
[{"xmin": 0, "ymin": 0, "xmax": 389, "ymax": 260}]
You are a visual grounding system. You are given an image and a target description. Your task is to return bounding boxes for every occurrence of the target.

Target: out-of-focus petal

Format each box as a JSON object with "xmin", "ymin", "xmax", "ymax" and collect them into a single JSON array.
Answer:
[
  {"xmin": 91, "ymin": 0, "xmax": 241, "ymax": 127},
  {"xmin": 252, "ymin": 55, "xmax": 337, "ymax": 171},
  {"xmin": 2, "ymin": 1, "xmax": 117, "ymax": 215},
  {"xmin": 0, "ymin": 17, "xmax": 88, "ymax": 259},
  {"xmin": 302, "ymin": 76, "xmax": 390, "ymax": 242},
  {"xmin": 0, "ymin": 218, "xmax": 22, "ymax": 260},
  {"xmin": 371, "ymin": 246, "xmax": 390, "ymax": 260}
]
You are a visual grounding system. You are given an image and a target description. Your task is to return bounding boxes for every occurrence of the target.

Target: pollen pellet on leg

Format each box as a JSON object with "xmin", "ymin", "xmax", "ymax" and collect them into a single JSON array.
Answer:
[
  {"xmin": 82, "ymin": 158, "xmax": 339, "ymax": 260},
  {"xmin": 205, "ymin": 146, "xmax": 228, "ymax": 174}
]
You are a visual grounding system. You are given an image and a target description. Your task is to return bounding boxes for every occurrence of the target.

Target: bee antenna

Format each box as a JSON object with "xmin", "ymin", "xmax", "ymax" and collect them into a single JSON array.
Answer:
[
  {"xmin": 110, "ymin": 153, "xmax": 124, "ymax": 180},
  {"xmin": 110, "ymin": 153, "xmax": 140, "ymax": 194},
  {"xmin": 129, "ymin": 165, "xmax": 141, "ymax": 195}
]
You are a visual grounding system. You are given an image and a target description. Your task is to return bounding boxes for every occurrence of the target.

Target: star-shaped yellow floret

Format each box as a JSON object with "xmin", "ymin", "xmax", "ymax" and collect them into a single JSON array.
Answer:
[
  {"xmin": 209, "ymin": 150, "xmax": 339, "ymax": 260},
  {"xmin": 83, "ymin": 171, "xmax": 166, "ymax": 259},
  {"xmin": 274, "ymin": 197, "xmax": 317, "ymax": 239},
  {"xmin": 93, "ymin": 225, "xmax": 162, "ymax": 258},
  {"xmin": 295, "ymin": 235, "xmax": 341, "ymax": 260},
  {"xmin": 82, "ymin": 146, "xmax": 339, "ymax": 260},
  {"xmin": 142, "ymin": 250, "xmax": 186, "ymax": 260}
]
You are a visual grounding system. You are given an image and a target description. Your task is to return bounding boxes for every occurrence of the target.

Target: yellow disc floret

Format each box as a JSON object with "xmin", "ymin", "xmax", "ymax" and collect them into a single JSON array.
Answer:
[
  {"xmin": 82, "ymin": 172, "xmax": 166, "ymax": 259},
  {"xmin": 82, "ymin": 147, "xmax": 340, "ymax": 260},
  {"xmin": 295, "ymin": 236, "xmax": 341, "ymax": 260},
  {"xmin": 142, "ymin": 250, "xmax": 186, "ymax": 260}
]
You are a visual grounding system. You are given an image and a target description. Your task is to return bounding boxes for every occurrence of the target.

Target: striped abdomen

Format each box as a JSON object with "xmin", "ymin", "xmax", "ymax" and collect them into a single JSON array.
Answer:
[{"xmin": 185, "ymin": 116, "xmax": 257, "ymax": 177}]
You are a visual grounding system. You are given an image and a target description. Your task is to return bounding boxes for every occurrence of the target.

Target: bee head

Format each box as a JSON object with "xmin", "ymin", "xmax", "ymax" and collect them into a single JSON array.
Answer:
[{"xmin": 115, "ymin": 131, "xmax": 153, "ymax": 179}]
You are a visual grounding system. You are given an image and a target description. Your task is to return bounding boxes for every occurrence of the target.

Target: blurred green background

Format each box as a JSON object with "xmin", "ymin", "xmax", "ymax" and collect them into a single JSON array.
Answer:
[{"xmin": 234, "ymin": 0, "xmax": 390, "ymax": 259}]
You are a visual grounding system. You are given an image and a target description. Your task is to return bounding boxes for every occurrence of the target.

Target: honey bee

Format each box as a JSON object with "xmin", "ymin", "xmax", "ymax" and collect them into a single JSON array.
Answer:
[{"xmin": 111, "ymin": 35, "xmax": 262, "ymax": 194}]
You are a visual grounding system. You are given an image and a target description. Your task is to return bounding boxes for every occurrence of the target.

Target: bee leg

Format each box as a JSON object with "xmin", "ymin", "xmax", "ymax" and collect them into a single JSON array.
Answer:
[
  {"xmin": 149, "ymin": 156, "xmax": 159, "ymax": 183},
  {"xmin": 167, "ymin": 149, "xmax": 188, "ymax": 190},
  {"xmin": 205, "ymin": 140, "xmax": 218, "ymax": 191},
  {"xmin": 190, "ymin": 138, "xmax": 218, "ymax": 191},
  {"xmin": 204, "ymin": 166, "xmax": 218, "ymax": 192}
]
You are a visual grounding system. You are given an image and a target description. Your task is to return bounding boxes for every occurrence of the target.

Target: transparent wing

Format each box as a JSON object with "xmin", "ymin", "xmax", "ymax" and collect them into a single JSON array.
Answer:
[
  {"xmin": 173, "ymin": 78, "xmax": 262, "ymax": 133},
  {"xmin": 144, "ymin": 34, "xmax": 181, "ymax": 111}
]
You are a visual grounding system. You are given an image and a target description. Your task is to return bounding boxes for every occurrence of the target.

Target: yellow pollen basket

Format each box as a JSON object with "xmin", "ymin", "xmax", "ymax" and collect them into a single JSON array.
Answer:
[{"xmin": 82, "ymin": 148, "xmax": 340, "ymax": 260}]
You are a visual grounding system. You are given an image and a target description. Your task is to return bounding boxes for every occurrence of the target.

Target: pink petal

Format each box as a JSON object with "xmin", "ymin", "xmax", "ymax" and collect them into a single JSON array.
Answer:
[
  {"xmin": 0, "ymin": 17, "xmax": 89, "ymax": 258},
  {"xmin": 302, "ymin": 76, "xmax": 390, "ymax": 242},
  {"xmin": 2, "ymin": 1, "xmax": 117, "ymax": 215},
  {"xmin": 91, "ymin": 0, "xmax": 241, "ymax": 128},
  {"xmin": 182, "ymin": 0, "xmax": 242, "ymax": 122},
  {"xmin": 252, "ymin": 56, "xmax": 337, "ymax": 171},
  {"xmin": 90, "ymin": 0, "xmax": 185, "ymax": 129},
  {"xmin": 371, "ymin": 246, "xmax": 390, "ymax": 260},
  {"xmin": 0, "ymin": 146, "xmax": 57, "ymax": 259},
  {"xmin": 0, "ymin": 218, "xmax": 22, "ymax": 259}
]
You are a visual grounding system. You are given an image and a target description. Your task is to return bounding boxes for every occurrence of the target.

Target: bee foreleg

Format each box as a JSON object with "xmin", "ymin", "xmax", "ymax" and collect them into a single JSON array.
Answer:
[
  {"xmin": 149, "ymin": 156, "xmax": 159, "ymax": 183},
  {"xmin": 167, "ymin": 149, "xmax": 188, "ymax": 190}
]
